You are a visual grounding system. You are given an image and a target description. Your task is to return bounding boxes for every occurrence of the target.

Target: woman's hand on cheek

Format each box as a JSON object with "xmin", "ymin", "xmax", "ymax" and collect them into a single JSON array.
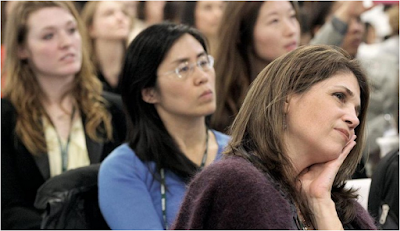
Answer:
[
  {"xmin": 298, "ymin": 134, "xmax": 356, "ymax": 200},
  {"xmin": 297, "ymin": 135, "xmax": 356, "ymax": 230}
]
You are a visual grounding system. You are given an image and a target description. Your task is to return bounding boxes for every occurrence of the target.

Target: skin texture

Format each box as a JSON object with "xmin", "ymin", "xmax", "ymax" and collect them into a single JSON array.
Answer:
[
  {"xmin": 285, "ymin": 72, "xmax": 361, "ymax": 229},
  {"xmin": 19, "ymin": 7, "xmax": 82, "ymax": 79},
  {"xmin": 284, "ymin": 72, "xmax": 361, "ymax": 174},
  {"xmin": 194, "ymin": 1, "xmax": 225, "ymax": 38},
  {"xmin": 253, "ymin": 1, "xmax": 300, "ymax": 62},
  {"xmin": 144, "ymin": 33, "xmax": 216, "ymax": 121},
  {"xmin": 89, "ymin": 1, "xmax": 130, "ymax": 40}
]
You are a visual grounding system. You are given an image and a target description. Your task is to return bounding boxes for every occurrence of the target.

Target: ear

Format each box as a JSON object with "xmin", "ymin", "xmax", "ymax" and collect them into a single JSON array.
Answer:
[
  {"xmin": 141, "ymin": 87, "xmax": 159, "ymax": 104},
  {"xmin": 284, "ymin": 94, "xmax": 291, "ymax": 114},
  {"xmin": 17, "ymin": 46, "xmax": 29, "ymax": 59}
]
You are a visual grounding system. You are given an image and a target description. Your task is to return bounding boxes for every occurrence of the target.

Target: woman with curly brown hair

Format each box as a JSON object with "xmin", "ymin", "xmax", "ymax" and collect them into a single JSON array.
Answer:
[{"xmin": 1, "ymin": 2, "xmax": 126, "ymax": 229}]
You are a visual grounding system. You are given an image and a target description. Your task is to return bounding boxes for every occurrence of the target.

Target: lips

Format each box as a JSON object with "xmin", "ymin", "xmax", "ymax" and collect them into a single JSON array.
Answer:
[
  {"xmin": 60, "ymin": 53, "xmax": 75, "ymax": 61},
  {"xmin": 284, "ymin": 41, "xmax": 298, "ymax": 51},
  {"xmin": 336, "ymin": 128, "xmax": 350, "ymax": 141},
  {"xmin": 200, "ymin": 90, "xmax": 213, "ymax": 97}
]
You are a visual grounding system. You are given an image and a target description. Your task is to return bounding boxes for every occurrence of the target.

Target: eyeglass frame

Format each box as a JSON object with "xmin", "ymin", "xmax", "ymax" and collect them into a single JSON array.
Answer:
[{"xmin": 159, "ymin": 54, "xmax": 215, "ymax": 79}]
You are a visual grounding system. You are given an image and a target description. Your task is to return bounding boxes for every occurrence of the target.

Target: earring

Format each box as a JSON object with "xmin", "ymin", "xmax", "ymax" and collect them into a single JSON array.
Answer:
[{"xmin": 283, "ymin": 114, "xmax": 287, "ymax": 130}]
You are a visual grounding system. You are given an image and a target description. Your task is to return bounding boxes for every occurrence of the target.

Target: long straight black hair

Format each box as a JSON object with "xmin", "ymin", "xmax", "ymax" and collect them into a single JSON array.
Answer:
[{"xmin": 120, "ymin": 22, "xmax": 208, "ymax": 182}]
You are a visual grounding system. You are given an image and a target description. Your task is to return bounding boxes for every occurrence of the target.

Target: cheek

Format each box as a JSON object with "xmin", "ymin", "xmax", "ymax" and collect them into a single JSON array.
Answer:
[{"xmin": 253, "ymin": 30, "xmax": 276, "ymax": 59}]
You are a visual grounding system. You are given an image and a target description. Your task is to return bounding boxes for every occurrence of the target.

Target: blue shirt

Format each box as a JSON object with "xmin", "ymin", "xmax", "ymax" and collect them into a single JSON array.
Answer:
[{"xmin": 98, "ymin": 130, "xmax": 230, "ymax": 229}]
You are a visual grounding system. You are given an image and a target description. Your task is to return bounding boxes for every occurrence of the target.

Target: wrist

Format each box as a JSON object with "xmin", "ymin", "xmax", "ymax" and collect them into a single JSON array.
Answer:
[{"xmin": 310, "ymin": 199, "xmax": 344, "ymax": 230}]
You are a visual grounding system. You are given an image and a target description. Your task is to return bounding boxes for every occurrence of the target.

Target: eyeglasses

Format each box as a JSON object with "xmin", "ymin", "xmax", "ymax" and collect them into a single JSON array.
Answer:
[{"xmin": 160, "ymin": 55, "xmax": 214, "ymax": 79}]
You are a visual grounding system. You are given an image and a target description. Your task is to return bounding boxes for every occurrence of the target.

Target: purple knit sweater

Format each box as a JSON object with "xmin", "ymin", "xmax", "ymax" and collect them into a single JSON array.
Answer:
[{"xmin": 172, "ymin": 156, "xmax": 377, "ymax": 229}]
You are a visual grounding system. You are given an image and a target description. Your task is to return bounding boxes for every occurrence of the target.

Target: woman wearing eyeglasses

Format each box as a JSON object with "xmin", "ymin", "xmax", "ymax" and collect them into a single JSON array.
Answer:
[{"xmin": 98, "ymin": 23, "xmax": 230, "ymax": 230}]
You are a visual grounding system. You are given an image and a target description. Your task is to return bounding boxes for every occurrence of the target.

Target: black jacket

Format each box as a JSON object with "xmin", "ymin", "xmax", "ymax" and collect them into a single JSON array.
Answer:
[
  {"xmin": 34, "ymin": 164, "xmax": 109, "ymax": 229},
  {"xmin": 1, "ymin": 92, "xmax": 126, "ymax": 229}
]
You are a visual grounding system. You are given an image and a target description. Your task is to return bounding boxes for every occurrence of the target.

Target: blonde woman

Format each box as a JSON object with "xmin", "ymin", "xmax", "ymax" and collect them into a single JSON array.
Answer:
[
  {"xmin": 1, "ymin": 2, "xmax": 126, "ymax": 229},
  {"xmin": 81, "ymin": 1, "xmax": 131, "ymax": 94}
]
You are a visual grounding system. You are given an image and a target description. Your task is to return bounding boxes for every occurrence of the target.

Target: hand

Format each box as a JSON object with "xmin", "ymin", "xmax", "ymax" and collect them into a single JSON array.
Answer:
[
  {"xmin": 297, "ymin": 135, "xmax": 357, "ymax": 229},
  {"xmin": 334, "ymin": 2, "xmax": 376, "ymax": 22},
  {"xmin": 298, "ymin": 134, "xmax": 356, "ymax": 200}
]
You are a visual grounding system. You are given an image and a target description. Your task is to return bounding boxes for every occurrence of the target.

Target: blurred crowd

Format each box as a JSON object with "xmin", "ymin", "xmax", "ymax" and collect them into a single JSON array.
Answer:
[{"xmin": 1, "ymin": 1, "xmax": 398, "ymax": 230}]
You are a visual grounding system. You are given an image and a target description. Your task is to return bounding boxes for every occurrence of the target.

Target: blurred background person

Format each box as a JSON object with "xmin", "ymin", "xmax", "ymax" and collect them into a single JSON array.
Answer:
[
  {"xmin": 210, "ymin": 1, "xmax": 300, "ymax": 133},
  {"xmin": 137, "ymin": 1, "xmax": 166, "ymax": 27},
  {"xmin": 1, "ymin": 2, "xmax": 126, "ymax": 229},
  {"xmin": 81, "ymin": 1, "xmax": 131, "ymax": 94},
  {"xmin": 180, "ymin": 1, "xmax": 226, "ymax": 57},
  {"xmin": 98, "ymin": 23, "xmax": 230, "ymax": 229}
]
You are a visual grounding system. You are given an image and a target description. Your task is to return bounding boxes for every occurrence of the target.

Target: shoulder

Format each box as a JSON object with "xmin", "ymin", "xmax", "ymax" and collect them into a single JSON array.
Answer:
[
  {"xmin": 101, "ymin": 143, "xmax": 135, "ymax": 166},
  {"xmin": 1, "ymin": 98, "xmax": 17, "ymax": 131},
  {"xmin": 192, "ymin": 156, "xmax": 277, "ymax": 196},
  {"xmin": 1, "ymin": 98, "xmax": 16, "ymax": 117},
  {"xmin": 102, "ymin": 91, "xmax": 123, "ymax": 111},
  {"xmin": 99, "ymin": 143, "xmax": 150, "ymax": 177},
  {"xmin": 352, "ymin": 200, "xmax": 378, "ymax": 229},
  {"xmin": 211, "ymin": 129, "xmax": 230, "ymax": 148}
]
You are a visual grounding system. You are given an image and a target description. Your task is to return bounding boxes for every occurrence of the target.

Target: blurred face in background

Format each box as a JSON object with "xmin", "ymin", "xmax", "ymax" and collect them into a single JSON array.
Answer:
[
  {"xmin": 195, "ymin": 1, "xmax": 225, "ymax": 38},
  {"xmin": 341, "ymin": 16, "xmax": 365, "ymax": 57},
  {"xmin": 18, "ymin": 7, "xmax": 82, "ymax": 79},
  {"xmin": 145, "ymin": 1, "xmax": 166, "ymax": 25},
  {"xmin": 89, "ymin": 1, "xmax": 130, "ymax": 40},
  {"xmin": 252, "ymin": 1, "xmax": 300, "ymax": 63}
]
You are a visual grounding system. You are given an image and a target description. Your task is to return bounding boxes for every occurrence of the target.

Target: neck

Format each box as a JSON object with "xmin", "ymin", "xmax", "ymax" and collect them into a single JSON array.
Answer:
[
  {"xmin": 283, "ymin": 132, "xmax": 312, "ymax": 177},
  {"xmin": 36, "ymin": 74, "xmax": 74, "ymax": 105},
  {"xmin": 206, "ymin": 35, "xmax": 218, "ymax": 56},
  {"xmin": 248, "ymin": 51, "xmax": 270, "ymax": 81},
  {"xmin": 94, "ymin": 39, "xmax": 125, "ymax": 87},
  {"xmin": 162, "ymin": 115, "xmax": 208, "ymax": 162}
]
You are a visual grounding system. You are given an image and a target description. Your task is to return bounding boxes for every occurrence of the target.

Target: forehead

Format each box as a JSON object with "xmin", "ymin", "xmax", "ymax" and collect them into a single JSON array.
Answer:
[
  {"xmin": 96, "ymin": 1, "xmax": 124, "ymax": 12},
  {"xmin": 27, "ymin": 7, "xmax": 75, "ymax": 31},
  {"xmin": 163, "ymin": 34, "xmax": 205, "ymax": 61},
  {"xmin": 259, "ymin": 1, "xmax": 293, "ymax": 16},
  {"xmin": 312, "ymin": 72, "xmax": 361, "ymax": 100}
]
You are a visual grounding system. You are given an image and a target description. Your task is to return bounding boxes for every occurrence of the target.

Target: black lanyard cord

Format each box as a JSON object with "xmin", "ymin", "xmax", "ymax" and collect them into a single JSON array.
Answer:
[{"xmin": 160, "ymin": 127, "xmax": 209, "ymax": 229}]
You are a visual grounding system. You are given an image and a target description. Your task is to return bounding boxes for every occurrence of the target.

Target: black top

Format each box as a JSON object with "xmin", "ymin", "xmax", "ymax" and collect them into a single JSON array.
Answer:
[{"xmin": 1, "ymin": 91, "xmax": 126, "ymax": 229}]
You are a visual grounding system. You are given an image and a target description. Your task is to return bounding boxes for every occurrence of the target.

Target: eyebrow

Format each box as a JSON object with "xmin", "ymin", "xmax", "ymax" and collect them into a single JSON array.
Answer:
[
  {"xmin": 336, "ymin": 85, "xmax": 361, "ymax": 115},
  {"xmin": 40, "ymin": 20, "xmax": 76, "ymax": 31},
  {"xmin": 171, "ymin": 52, "xmax": 207, "ymax": 64}
]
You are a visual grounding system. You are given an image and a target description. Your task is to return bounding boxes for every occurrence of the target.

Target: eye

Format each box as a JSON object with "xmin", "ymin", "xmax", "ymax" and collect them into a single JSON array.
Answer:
[
  {"xmin": 198, "ymin": 58, "xmax": 209, "ymax": 68},
  {"xmin": 268, "ymin": 19, "xmax": 279, "ymax": 25},
  {"xmin": 43, "ymin": 33, "xmax": 54, "ymax": 40},
  {"xmin": 177, "ymin": 63, "xmax": 190, "ymax": 74},
  {"xmin": 68, "ymin": 27, "xmax": 77, "ymax": 34},
  {"xmin": 333, "ymin": 92, "xmax": 346, "ymax": 102}
]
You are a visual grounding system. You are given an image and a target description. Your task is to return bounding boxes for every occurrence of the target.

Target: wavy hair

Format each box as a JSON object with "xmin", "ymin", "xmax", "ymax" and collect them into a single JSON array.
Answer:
[
  {"xmin": 3, "ymin": 1, "xmax": 113, "ymax": 155},
  {"xmin": 225, "ymin": 45, "xmax": 370, "ymax": 228},
  {"xmin": 210, "ymin": 1, "xmax": 300, "ymax": 133}
]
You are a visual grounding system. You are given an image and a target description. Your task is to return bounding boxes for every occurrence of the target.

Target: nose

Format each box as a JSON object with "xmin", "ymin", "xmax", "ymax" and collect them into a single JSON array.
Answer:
[
  {"xmin": 193, "ymin": 66, "xmax": 211, "ymax": 86},
  {"xmin": 115, "ymin": 10, "xmax": 127, "ymax": 22},
  {"xmin": 283, "ymin": 18, "xmax": 298, "ymax": 37},
  {"xmin": 349, "ymin": 17, "xmax": 364, "ymax": 33},
  {"xmin": 59, "ymin": 31, "xmax": 72, "ymax": 48},
  {"xmin": 344, "ymin": 110, "xmax": 360, "ymax": 129}
]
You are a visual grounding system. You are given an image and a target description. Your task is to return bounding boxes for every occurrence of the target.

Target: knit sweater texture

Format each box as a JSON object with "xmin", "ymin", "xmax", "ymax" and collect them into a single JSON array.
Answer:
[{"xmin": 172, "ymin": 156, "xmax": 377, "ymax": 230}]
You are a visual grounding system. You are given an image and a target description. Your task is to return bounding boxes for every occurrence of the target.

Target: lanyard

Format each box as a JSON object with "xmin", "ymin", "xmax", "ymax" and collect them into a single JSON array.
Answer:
[
  {"xmin": 160, "ymin": 127, "xmax": 209, "ymax": 229},
  {"xmin": 49, "ymin": 107, "xmax": 76, "ymax": 173}
]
